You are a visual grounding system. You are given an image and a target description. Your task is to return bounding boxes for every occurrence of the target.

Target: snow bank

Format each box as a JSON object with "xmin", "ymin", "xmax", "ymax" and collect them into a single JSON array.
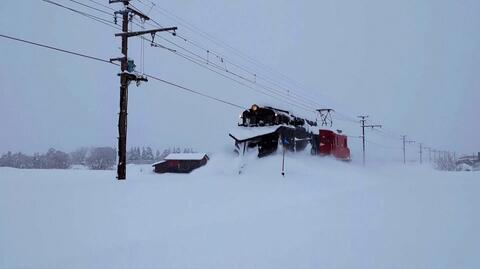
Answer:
[{"xmin": 1, "ymin": 154, "xmax": 479, "ymax": 269}]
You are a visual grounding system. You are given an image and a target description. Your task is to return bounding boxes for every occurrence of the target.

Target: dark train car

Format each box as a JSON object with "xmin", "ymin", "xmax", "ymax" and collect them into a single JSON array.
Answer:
[
  {"xmin": 231, "ymin": 104, "xmax": 351, "ymax": 161},
  {"xmin": 311, "ymin": 129, "xmax": 350, "ymax": 160},
  {"xmin": 231, "ymin": 104, "xmax": 314, "ymax": 157}
]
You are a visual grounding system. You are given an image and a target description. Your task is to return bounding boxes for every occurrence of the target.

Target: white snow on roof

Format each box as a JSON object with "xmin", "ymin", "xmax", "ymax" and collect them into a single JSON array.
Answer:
[
  {"xmin": 229, "ymin": 126, "xmax": 280, "ymax": 142},
  {"xmin": 151, "ymin": 160, "xmax": 167, "ymax": 166},
  {"xmin": 164, "ymin": 153, "xmax": 208, "ymax": 161},
  {"xmin": 229, "ymin": 125, "xmax": 345, "ymax": 142}
]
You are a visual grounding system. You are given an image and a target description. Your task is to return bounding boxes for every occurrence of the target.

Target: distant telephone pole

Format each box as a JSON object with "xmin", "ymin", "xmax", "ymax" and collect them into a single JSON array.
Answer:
[
  {"xmin": 358, "ymin": 115, "xmax": 382, "ymax": 166},
  {"xmin": 423, "ymin": 146, "xmax": 432, "ymax": 163},
  {"xmin": 110, "ymin": 0, "xmax": 177, "ymax": 180},
  {"xmin": 419, "ymin": 143, "xmax": 423, "ymax": 164},
  {"xmin": 402, "ymin": 135, "xmax": 415, "ymax": 165},
  {"xmin": 432, "ymin": 149, "xmax": 437, "ymax": 162}
]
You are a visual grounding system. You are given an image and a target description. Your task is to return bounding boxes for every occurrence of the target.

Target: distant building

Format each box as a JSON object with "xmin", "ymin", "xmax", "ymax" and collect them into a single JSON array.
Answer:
[{"xmin": 152, "ymin": 153, "xmax": 209, "ymax": 174}]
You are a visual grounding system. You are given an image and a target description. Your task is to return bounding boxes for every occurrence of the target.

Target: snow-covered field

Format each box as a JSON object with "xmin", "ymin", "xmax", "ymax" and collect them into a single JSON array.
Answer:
[{"xmin": 1, "ymin": 152, "xmax": 479, "ymax": 269}]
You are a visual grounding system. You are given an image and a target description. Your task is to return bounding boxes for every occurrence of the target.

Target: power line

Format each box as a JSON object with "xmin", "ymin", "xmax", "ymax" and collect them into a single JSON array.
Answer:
[
  {"xmin": 131, "ymin": 1, "xmax": 333, "ymax": 110},
  {"xmin": 41, "ymin": 1, "xmax": 426, "ymax": 150},
  {"xmin": 0, "ymin": 33, "xmax": 244, "ymax": 111},
  {"xmin": 56, "ymin": 1, "xmax": 354, "ymax": 120},
  {"xmin": 151, "ymin": 39, "xmax": 317, "ymax": 113},
  {"xmin": 84, "ymin": 0, "xmax": 115, "ymax": 11},
  {"xmin": 128, "ymin": 15, "xmax": 320, "ymax": 113},
  {"xmin": 0, "ymin": 33, "xmax": 113, "ymax": 64},
  {"xmin": 35, "ymin": 2, "xmax": 251, "ymax": 112},
  {"xmin": 364, "ymin": 139, "xmax": 402, "ymax": 150},
  {"xmin": 63, "ymin": 0, "xmax": 112, "ymax": 16},
  {"xmin": 45, "ymin": 0, "xmax": 430, "ymax": 152},
  {"xmin": 43, "ymin": 0, "xmax": 318, "ymax": 114},
  {"xmin": 42, "ymin": 0, "xmax": 118, "ymax": 29},
  {"xmin": 145, "ymin": 74, "xmax": 245, "ymax": 109},
  {"xmin": 148, "ymin": 1, "xmax": 350, "ymax": 110}
]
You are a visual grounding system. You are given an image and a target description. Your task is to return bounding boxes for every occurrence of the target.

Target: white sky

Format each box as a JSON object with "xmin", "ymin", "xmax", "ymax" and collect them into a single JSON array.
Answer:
[{"xmin": 0, "ymin": 0, "xmax": 479, "ymax": 157}]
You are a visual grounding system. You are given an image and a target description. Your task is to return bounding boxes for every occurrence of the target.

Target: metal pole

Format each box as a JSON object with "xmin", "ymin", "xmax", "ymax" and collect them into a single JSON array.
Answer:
[
  {"xmin": 281, "ymin": 144, "xmax": 285, "ymax": 177},
  {"xmin": 419, "ymin": 143, "xmax": 423, "ymax": 164},
  {"xmin": 362, "ymin": 122, "xmax": 365, "ymax": 166},
  {"xmin": 358, "ymin": 116, "xmax": 367, "ymax": 166}
]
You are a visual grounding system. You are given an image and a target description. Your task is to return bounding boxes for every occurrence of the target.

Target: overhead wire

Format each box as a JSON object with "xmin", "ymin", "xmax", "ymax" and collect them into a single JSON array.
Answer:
[
  {"xmin": 131, "ymin": 1, "xmax": 331, "ymax": 109},
  {"xmin": 0, "ymin": 32, "xmax": 245, "ymax": 110},
  {"xmin": 53, "ymin": 0, "xmax": 357, "ymax": 121},
  {"xmin": 0, "ymin": 0, "xmax": 441, "ymax": 159},
  {"xmin": 63, "ymin": 0, "xmax": 112, "ymax": 15},
  {"xmin": 126, "ymin": 13, "xmax": 320, "ymax": 113},
  {"xmin": 133, "ymin": 0, "xmax": 355, "ymax": 112},
  {"xmin": 84, "ymin": 0, "xmax": 116, "ymax": 11},
  {"xmin": 0, "ymin": 33, "xmax": 114, "ymax": 64},
  {"xmin": 40, "ymin": 0, "xmax": 426, "ymax": 148},
  {"xmin": 42, "ymin": 0, "xmax": 118, "ymax": 29},
  {"xmin": 44, "ymin": 0, "xmax": 320, "ymax": 114}
]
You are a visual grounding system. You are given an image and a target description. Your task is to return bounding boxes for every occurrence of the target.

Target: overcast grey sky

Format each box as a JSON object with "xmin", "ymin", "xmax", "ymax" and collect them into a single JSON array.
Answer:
[{"xmin": 0, "ymin": 0, "xmax": 479, "ymax": 158}]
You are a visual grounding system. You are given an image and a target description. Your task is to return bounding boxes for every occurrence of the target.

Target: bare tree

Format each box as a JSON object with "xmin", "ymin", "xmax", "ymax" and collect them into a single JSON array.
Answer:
[
  {"xmin": 434, "ymin": 153, "xmax": 456, "ymax": 171},
  {"xmin": 86, "ymin": 147, "xmax": 116, "ymax": 170}
]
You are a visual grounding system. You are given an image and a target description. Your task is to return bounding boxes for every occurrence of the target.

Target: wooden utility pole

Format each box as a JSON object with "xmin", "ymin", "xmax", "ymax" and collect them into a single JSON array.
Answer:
[
  {"xmin": 424, "ymin": 146, "xmax": 432, "ymax": 163},
  {"xmin": 402, "ymin": 135, "xmax": 415, "ymax": 165},
  {"xmin": 358, "ymin": 115, "xmax": 382, "ymax": 166},
  {"xmin": 110, "ymin": 0, "xmax": 177, "ymax": 180}
]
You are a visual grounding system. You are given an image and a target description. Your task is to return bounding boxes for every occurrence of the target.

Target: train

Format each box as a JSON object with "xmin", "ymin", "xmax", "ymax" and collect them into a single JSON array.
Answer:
[{"xmin": 229, "ymin": 104, "xmax": 351, "ymax": 160}]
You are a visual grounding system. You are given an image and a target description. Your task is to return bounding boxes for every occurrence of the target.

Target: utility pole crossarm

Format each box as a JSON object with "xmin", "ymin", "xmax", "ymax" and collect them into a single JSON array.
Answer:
[
  {"xmin": 126, "ymin": 7, "xmax": 150, "ymax": 21},
  {"xmin": 109, "ymin": 0, "xmax": 129, "ymax": 4},
  {"xmin": 115, "ymin": 27, "xmax": 178, "ymax": 38}
]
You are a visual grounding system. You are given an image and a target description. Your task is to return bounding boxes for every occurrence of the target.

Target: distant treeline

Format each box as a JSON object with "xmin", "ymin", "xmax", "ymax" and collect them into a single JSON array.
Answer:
[
  {"xmin": 127, "ymin": 146, "xmax": 196, "ymax": 164},
  {"xmin": 0, "ymin": 147, "xmax": 116, "ymax": 170},
  {"xmin": 0, "ymin": 146, "xmax": 196, "ymax": 170}
]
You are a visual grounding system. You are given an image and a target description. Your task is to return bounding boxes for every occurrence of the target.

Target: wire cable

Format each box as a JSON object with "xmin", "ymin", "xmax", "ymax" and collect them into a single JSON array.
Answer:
[
  {"xmin": 0, "ymin": 33, "xmax": 245, "ymax": 110},
  {"xmin": 64, "ymin": 0, "xmax": 112, "ymax": 16},
  {"xmin": 0, "ymin": 33, "xmax": 114, "ymax": 64},
  {"xmin": 42, "ymin": 0, "xmax": 120, "ymax": 29}
]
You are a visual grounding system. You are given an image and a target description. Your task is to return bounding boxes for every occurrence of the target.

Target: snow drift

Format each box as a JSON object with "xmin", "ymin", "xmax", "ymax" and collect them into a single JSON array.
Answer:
[{"xmin": 1, "ymin": 152, "xmax": 479, "ymax": 269}]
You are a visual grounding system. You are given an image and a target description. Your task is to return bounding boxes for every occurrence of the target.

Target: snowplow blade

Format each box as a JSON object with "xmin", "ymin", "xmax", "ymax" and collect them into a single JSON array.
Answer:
[{"xmin": 229, "ymin": 127, "xmax": 281, "ymax": 157}]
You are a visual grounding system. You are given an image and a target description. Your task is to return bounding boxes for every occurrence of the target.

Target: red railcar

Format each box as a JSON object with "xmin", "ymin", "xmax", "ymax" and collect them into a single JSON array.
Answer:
[{"xmin": 313, "ymin": 129, "xmax": 350, "ymax": 160}]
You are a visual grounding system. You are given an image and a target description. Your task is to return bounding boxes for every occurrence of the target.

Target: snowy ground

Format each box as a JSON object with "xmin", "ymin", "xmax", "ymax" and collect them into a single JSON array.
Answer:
[{"xmin": 1, "ymin": 152, "xmax": 479, "ymax": 269}]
